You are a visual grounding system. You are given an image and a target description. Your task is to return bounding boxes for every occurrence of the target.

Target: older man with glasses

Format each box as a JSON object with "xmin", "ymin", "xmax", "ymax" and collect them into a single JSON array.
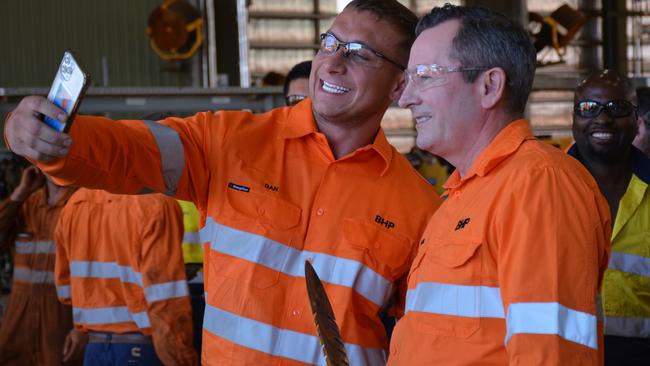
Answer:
[
  {"xmin": 569, "ymin": 70, "xmax": 650, "ymax": 365},
  {"xmin": 388, "ymin": 5, "xmax": 610, "ymax": 365},
  {"xmin": 3, "ymin": 0, "xmax": 440, "ymax": 364}
]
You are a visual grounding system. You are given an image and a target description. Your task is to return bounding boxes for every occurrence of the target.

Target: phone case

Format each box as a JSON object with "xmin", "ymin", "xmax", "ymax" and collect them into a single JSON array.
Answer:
[{"xmin": 44, "ymin": 50, "xmax": 91, "ymax": 133}]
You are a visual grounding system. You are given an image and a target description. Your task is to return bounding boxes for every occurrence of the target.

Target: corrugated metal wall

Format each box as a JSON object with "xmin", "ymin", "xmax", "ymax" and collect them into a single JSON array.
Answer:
[{"xmin": 0, "ymin": 0, "xmax": 197, "ymax": 87}]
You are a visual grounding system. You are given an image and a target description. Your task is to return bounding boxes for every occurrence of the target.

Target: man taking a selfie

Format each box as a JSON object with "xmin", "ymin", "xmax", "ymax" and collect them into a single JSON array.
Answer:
[{"xmin": 3, "ymin": 1, "xmax": 440, "ymax": 364}]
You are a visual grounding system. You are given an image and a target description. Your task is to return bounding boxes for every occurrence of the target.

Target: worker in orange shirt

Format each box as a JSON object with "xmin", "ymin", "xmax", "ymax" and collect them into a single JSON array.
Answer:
[
  {"xmin": 54, "ymin": 188, "xmax": 196, "ymax": 365},
  {"xmin": 390, "ymin": 4, "xmax": 610, "ymax": 365},
  {"xmin": 0, "ymin": 165, "xmax": 81, "ymax": 365},
  {"xmin": 3, "ymin": 1, "xmax": 440, "ymax": 364}
]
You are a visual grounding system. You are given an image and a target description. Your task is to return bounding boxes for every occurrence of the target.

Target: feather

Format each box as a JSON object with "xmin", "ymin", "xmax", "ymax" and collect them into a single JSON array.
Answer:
[{"xmin": 304, "ymin": 260, "xmax": 349, "ymax": 366}]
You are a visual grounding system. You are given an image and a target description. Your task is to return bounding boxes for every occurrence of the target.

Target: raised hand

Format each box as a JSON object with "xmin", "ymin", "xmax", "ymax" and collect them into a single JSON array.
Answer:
[{"xmin": 4, "ymin": 96, "xmax": 72, "ymax": 161}]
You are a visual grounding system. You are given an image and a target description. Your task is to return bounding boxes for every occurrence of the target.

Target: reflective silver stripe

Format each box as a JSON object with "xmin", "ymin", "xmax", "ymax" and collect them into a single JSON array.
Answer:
[
  {"xmin": 405, "ymin": 282, "xmax": 505, "ymax": 318},
  {"xmin": 131, "ymin": 311, "xmax": 151, "ymax": 329},
  {"xmin": 70, "ymin": 261, "xmax": 143, "ymax": 286},
  {"xmin": 506, "ymin": 302, "xmax": 598, "ymax": 350},
  {"xmin": 57, "ymin": 285, "xmax": 71, "ymax": 299},
  {"xmin": 406, "ymin": 282, "xmax": 598, "ymax": 349},
  {"xmin": 144, "ymin": 280, "xmax": 189, "ymax": 302},
  {"xmin": 203, "ymin": 304, "xmax": 386, "ymax": 365},
  {"xmin": 71, "ymin": 261, "xmax": 187, "ymax": 303},
  {"xmin": 604, "ymin": 316, "xmax": 650, "ymax": 337},
  {"xmin": 608, "ymin": 251, "xmax": 650, "ymax": 277},
  {"xmin": 73, "ymin": 306, "xmax": 151, "ymax": 329},
  {"xmin": 200, "ymin": 217, "xmax": 392, "ymax": 307},
  {"xmin": 15, "ymin": 240, "xmax": 56, "ymax": 254},
  {"xmin": 13, "ymin": 267, "xmax": 54, "ymax": 284},
  {"xmin": 183, "ymin": 231, "xmax": 200, "ymax": 244},
  {"xmin": 143, "ymin": 120, "xmax": 185, "ymax": 196}
]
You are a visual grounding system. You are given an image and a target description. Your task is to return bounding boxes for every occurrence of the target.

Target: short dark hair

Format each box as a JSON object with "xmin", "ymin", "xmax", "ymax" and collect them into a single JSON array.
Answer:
[
  {"xmin": 344, "ymin": 0, "xmax": 418, "ymax": 66},
  {"xmin": 416, "ymin": 4, "xmax": 537, "ymax": 115},
  {"xmin": 638, "ymin": 87, "xmax": 650, "ymax": 122},
  {"xmin": 283, "ymin": 60, "xmax": 312, "ymax": 97}
]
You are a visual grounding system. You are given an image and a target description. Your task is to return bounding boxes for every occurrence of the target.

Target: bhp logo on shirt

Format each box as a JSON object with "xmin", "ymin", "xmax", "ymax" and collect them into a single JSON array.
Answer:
[
  {"xmin": 375, "ymin": 215, "xmax": 395, "ymax": 229},
  {"xmin": 455, "ymin": 218, "xmax": 470, "ymax": 231}
]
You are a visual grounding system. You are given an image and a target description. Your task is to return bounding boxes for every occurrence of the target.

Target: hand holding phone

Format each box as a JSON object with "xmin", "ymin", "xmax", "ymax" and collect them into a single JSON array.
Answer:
[{"xmin": 43, "ymin": 51, "xmax": 90, "ymax": 133}]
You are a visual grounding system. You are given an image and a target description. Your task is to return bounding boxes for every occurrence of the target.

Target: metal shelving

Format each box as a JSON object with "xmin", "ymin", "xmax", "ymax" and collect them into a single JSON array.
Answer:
[{"xmin": 244, "ymin": 1, "xmax": 336, "ymax": 84}]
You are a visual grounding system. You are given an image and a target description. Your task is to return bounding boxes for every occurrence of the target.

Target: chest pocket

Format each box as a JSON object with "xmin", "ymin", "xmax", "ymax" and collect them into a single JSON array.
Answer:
[
  {"xmin": 415, "ymin": 239, "xmax": 486, "ymax": 339},
  {"xmin": 226, "ymin": 188, "xmax": 301, "ymax": 237},
  {"xmin": 218, "ymin": 187, "xmax": 302, "ymax": 289},
  {"xmin": 341, "ymin": 218, "xmax": 414, "ymax": 281}
]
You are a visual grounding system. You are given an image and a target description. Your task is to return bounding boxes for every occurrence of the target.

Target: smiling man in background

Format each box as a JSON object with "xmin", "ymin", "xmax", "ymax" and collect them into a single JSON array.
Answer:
[{"xmin": 569, "ymin": 70, "xmax": 650, "ymax": 365}]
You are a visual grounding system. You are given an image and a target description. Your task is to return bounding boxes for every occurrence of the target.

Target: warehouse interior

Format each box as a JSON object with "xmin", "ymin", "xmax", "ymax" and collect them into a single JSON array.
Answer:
[
  {"xmin": 2, "ymin": 0, "xmax": 650, "ymax": 154},
  {"xmin": 0, "ymin": 1, "xmax": 649, "ymax": 364}
]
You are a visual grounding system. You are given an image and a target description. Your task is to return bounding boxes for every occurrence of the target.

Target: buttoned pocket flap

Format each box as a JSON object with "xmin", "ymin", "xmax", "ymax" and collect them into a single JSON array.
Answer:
[
  {"xmin": 431, "ymin": 241, "xmax": 482, "ymax": 268},
  {"xmin": 226, "ymin": 188, "xmax": 301, "ymax": 230},
  {"xmin": 342, "ymin": 218, "xmax": 414, "ymax": 274}
]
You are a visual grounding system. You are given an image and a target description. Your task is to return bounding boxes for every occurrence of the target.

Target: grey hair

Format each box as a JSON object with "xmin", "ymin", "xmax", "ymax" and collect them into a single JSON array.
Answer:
[{"xmin": 416, "ymin": 4, "xmax": 537, "ymax": 115}]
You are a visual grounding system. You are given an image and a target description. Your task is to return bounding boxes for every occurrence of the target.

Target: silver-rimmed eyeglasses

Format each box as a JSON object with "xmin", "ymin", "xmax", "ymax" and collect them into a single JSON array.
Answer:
[
  {"xmin": 404, "ymin": 64, "xmax": 488, "ymax": 90},
  {"xmin": 318, "ymin": 32, "xmax": 406, "ymax": 70}
]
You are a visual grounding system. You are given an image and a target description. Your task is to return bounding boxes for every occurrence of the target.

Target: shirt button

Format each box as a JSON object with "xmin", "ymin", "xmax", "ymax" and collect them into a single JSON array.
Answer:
[
  {"xmin": 292, "ymin": 309, "xmax": 301, "ymax": 317},
  {"xmin": 316, "ymin": 208, "xmax": 324, "ymax": 216},
  {"xmin": 258, "ymin": 208, "xmax": 265, "ymax": 215}
]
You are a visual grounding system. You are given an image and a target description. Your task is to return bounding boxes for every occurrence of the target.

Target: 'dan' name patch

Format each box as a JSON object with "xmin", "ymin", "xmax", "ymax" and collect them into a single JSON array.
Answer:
[{"xmin": 228, "ymin": 182, "xmax": 250, "ymax": 193}]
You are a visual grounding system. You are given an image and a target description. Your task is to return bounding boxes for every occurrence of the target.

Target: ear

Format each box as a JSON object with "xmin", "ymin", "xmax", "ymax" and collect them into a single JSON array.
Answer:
[
  {"xmin": 389, "ymin": 72, "xmax": 407, "ymax": 102},
  {"xmin": 478, "ymin": 67, "xmax": 507, "ymax": 110}
]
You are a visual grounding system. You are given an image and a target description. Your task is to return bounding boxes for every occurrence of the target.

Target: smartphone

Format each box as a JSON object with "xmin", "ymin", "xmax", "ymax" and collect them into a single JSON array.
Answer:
[{"xmin": 43, "ymin": 51, "xmax": 90, "ymax": 133}]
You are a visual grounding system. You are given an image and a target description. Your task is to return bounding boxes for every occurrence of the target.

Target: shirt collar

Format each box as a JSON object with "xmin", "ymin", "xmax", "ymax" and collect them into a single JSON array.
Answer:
[
  {"xmin": 278, "ymin": 98, "xmax": 318, "ymax": 140},
  {"xmin": 444, "ymin": 119, "xmax": 534, "ymax": 189},
  {"xmin": 568, "ymin": 143, "xmax": 650, "ymax": 185},
  {"xmin": 278, "ymin": 98, "xmax": 393, "ymax": 176}
]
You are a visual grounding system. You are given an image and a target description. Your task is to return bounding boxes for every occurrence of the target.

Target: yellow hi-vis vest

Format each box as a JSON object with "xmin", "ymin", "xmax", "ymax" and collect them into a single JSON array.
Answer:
[
  {"xmin": 177, "ymin": 200, "xmax": 203, "ymax": 264},
  {"xmin": 602, "ymin": 148, "xmax": 650, "ymax": 337}
]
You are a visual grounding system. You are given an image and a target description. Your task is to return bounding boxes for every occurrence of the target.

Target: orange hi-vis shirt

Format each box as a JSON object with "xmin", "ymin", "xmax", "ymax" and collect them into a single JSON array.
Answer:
[
  {"xmin": 54, "ymin": 188, "xmax": 196, "ymax": 366},
  {"xmin": 388, "ymin": 120, "xmax": 611, "ymax": 365},
  {"xmin": 30, "ymin": 99, "xmax": 441, "ymax": 365},
  {"xmin": 0, "ymin": 186, "xmax": 76, "ymax": 289}
]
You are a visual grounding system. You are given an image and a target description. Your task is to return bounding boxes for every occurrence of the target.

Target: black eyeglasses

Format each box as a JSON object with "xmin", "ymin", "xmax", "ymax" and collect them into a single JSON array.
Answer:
[
  {"xmin": 574, "ymin": 100, "xmax": 638, "ymax": 119},
  {"xmin": 318, "ymin": 32, "xmax": 406, "ymax": 71},
  {"xmin": 286, "ymin": 94, "xmax": 307, "ymax": 107}
]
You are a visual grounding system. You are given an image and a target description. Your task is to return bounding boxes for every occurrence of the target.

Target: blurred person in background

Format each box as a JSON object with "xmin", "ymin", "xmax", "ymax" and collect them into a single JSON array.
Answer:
[
  {"xmin": 0, "ymin": 165, "xmax": 80, "ymax": 365},
  {"xmin": 283, "ymin": 60, "xmax": 312, "ymax": 106},
  {"xmin": 55, "ymin": 189, "xmax": 196, "ymax": 365}
]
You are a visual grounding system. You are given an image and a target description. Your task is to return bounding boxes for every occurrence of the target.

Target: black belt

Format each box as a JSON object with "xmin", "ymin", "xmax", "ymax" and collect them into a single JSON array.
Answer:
[{"xmin": 88, "ymin": 332, "xmax": 152, "ymax": 344}]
